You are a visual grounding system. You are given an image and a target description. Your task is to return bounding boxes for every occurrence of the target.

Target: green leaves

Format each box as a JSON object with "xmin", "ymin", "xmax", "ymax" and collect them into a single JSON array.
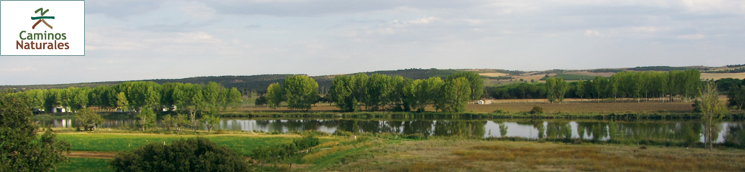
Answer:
[
  {"xmin": 110, "ymin": 137, "xmax": 248, "ymax": 172},
  {"xmin": 34, "ymin": 8, "xmax": 50, "ymax": 16},
  {"xmin": 0, "ymin": 92, "xmax": 70, "ymax": 171}
]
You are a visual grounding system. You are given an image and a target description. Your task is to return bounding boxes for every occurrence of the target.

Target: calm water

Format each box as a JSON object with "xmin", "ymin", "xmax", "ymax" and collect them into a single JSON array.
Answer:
[{"xmin": 40, "ymin": 118, "xmax": 745, "ymax": 144}]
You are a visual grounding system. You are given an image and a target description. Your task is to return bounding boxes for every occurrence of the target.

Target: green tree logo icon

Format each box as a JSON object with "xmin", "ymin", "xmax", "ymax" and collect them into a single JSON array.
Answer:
[{"xmin": 31, "ymin": 7, "xmax": 55, "ymax": 29}]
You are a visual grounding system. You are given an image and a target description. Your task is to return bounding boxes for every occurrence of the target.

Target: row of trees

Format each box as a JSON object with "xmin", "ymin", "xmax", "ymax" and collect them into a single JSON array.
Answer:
[
  {"xmin": 12, "ymin": 81, "xmax": 241, "ymax": 132},
  {"xmin": 490, "ymin": 69, "xmax": 704, "ymax": 102},
  {"xmin": 13, "ymin": 81, "xmax": 242, "ymax": 114},
  {"xmin": 326, "ymin": 72, "xmax": 483, "ymax": 112}
]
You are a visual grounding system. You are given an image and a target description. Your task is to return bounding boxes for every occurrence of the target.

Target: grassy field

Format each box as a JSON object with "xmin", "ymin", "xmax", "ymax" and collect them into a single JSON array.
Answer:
[
  {"xmin": 329, "ymin": 139, "xmax": 745, "ymax": 171},
  {"xmin": 56, "ymin": 133, "xmax": 330, "ymax": 156},
  {"xmin": 55, "ymin": 158, "xmax": 112, "ymax": 172}
]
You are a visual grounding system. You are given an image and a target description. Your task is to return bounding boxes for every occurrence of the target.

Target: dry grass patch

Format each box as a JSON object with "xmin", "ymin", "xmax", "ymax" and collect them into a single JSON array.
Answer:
[
  {"xmin": 479, "ymin": 73, "xmax": 509, "ymax": 77},
  {"xmin": 65, "ymin": 151, "xmax": 117, "ymax": 159},
  {"xmin": 701, "ymin": 72, "xmax": 745, "ymax": 80},
  {"xmin": 330, "ymin": 140, "xmax": 745, "ymax": 172}
]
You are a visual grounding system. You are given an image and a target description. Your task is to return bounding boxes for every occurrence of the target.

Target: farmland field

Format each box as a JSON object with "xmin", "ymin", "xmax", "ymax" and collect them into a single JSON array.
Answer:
[{"xmin": 701, "ymin": 72, "xmax": 745, "ymax": 80}]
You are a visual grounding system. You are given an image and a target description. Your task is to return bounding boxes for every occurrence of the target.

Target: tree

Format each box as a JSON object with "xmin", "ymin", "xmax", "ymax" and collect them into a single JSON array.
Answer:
[
  {"xmin": 109, "ymin": 137, "xmax": 248, "ymax": 172},
  {"xmin": 225, "ymin": 88, "xmax": 242, "ymax": 110},
  {"xmin": 436, "ymin": 77, "xmax": 471, "ymax": 112},
  {"xmin": 728, "ymin": 85, "xmax": 745, "ymax": 110},
  {"xmin": 203, "ymin": 113, "xmax": 221, "ymax": 133},
  {"xmin": 576, "ymin": 79, "xmax": 585, "ymax": 100},
  {"xmin": 698, "ymin": 81, "xmax": 728, "ymax": 150},
  {"xmin": 203, "ymin": 82, "xmax": 224, "ymax": 112},
  {"xmin": 143, "ymin": 86, "xmax": 161, "ymax": 110},
  {"xmin": 365, "ymin": 74, "xmax": 392, "ymax": 111},
  {"xmin": 328, "ymin": 75, "xmax": 356, "ymax": 112},
  {"xmin": 546, "ymin": 77, "xmax": 557, "ymax": 103},
  {"xmin": 266, "ymin": 83, "xmax": 283, "ymax": 109},
  {"xmin": 74, "ymin": 108, "xmax": 104, "ymax": 131},
  {"xmin": 254, "ymin": 96, "xmax": 268, "ymax": 106},
  {"xmin": 555, "ymin": 78, "xmax": 569, "ymax": 102},
  {"xmin": 0, "ymin": 91, "xmax": 71, "ymax": 171},
  {"xmin": 116, "ymin": 92, "xmax": 129, "ymax": 111},
  {"xmin": 593, "ymin": 76, "xmax": 607, "ymax": 102},
  {"xmin": 416, "ymin": 77, "xmax": 444, "ymax": 112},
  {"xmin": 173, "ymin": 83, "xmax": 203, "ymax": 131},
  {"xmin": 446, "ymin": 71, "xmax": 484, "ymax": 100},
  {"xmin": 282, "ymin": 75, "xmax": 319, "ymax": 111},
  {"xmin": 162, "ymin": 115, "xmax": 177, "ymax": 131},
  {"xmin": 176, "ymin": 113, "xmax": 190, "ymax": 132},
  {"xmin": 135, "ymin": 109, "xmax": 156, "ymax": 131},
  {"xmin": 352, "ymin": 73, "xmax": 369, "ymax": 109}
]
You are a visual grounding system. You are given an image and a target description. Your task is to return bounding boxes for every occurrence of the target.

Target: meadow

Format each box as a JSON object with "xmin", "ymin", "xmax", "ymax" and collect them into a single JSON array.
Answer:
[
  {"xmin": 55, "ymin": 133, "xmax": 332, "ymax": 156},
  {"xmin": 329, "ymin": 139, "xmax": 745, "ymax": 171},
  {"xmin": 55, "ymin": 158, "xmax": 112, "ymax": 172}
]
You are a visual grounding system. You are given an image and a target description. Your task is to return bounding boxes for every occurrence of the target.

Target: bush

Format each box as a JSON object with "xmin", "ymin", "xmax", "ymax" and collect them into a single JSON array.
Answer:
[
  {"xmin": 0, "ymin": 92, "xmax": 71, "ymax": 171},
  {"xmin": 529, "ymin": 106, "xmax": 544, "ymax": 114},
  {"xmin": 251, "ymin": 135, "xmax": 320, "ymax": 165},
  {"xmin": 109, "ymin": 137, "xmax": 248, "ymax": 172}
]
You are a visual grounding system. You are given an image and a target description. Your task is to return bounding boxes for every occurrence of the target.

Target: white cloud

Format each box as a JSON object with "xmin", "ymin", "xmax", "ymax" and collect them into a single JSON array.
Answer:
[
  {"xmin": 180, "ymin": 3, "xmax": 216, "ymax": 19},
  {"xmin": 630, "ymin": 26, "xmax": 666, "ymax": 32},
  {"xmin": 676, "ymin": 34, "xmax": 705, "ymax": 39},
  {"xmin": 466, "ymin": 19, "xmax": 483, "ymax": 24},
  {"xmin": 407, "ymin": 17, "xmax": 439, "ymax": 24},
  {"xmin": 584, "ymin": 30, "xmax": 601, "ymax": 36}
]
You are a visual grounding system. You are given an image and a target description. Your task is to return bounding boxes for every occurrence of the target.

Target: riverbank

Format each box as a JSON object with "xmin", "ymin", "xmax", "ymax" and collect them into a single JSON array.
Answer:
[{"xmin": 216, "ymin": 111, "xmax": 745, "ymax": 120}]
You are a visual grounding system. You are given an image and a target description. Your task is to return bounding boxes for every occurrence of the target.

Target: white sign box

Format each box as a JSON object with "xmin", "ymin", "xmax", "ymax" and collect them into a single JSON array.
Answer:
[{"xmin": 1, "ymin": 0, "xmax": 84, "ymax": 56}]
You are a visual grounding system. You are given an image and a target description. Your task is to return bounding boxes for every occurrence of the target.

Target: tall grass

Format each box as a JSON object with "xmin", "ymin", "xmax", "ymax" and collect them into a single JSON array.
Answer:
[
  {"xmin": 56, "ymin": 134, "xmax": 299, "ymax": 156},
  {"xmin": 55, "ymin": 158, "xmax": 112, "ymax": 172}
]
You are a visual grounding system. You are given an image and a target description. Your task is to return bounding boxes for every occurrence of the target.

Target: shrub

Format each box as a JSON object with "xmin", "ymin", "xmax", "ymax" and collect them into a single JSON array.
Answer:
[
  {"xmin": 529, "ymin": 105, "xmax": 544, "ymax": 114},
  {"xmin": 109, "ymin": 137, "xmax": 248, "ymax": 172},
  {"xmin": 0, "ymin": 92, "xmax": 71, "ymax": 171},
  {"xmin": 251, "ymin": 135, "xmax": 320, "ymax": 166}
]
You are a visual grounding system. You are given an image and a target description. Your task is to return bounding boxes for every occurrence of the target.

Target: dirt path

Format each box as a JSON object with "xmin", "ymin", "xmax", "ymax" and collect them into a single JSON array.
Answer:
[{"xmin": 66, "ymin": 151, "xmax": 118, "ymax": 159}]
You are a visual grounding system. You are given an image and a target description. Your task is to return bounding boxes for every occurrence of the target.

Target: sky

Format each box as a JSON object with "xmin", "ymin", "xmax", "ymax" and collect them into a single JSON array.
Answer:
[{"xmin": 1, "ymin": 0, "xmax": 744, "ymax": 85}]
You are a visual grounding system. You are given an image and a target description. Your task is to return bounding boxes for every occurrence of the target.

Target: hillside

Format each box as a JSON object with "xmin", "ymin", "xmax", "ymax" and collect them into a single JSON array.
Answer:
[
  {"xmin": 2, "ymin": 65, "xmax": 744, "ymax": 92},
  {"xmin": 0, "ymin": 69, "xmax": 466, "ymax": 93}
]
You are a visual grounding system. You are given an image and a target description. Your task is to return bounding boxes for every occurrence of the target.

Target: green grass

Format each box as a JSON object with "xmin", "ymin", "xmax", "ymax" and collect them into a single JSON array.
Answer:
[
  {"xmin": 55, "ymin": 158, "xmax": 112, "ymax": 172},
  {"xmin": 57, "ymin": 134, "xmax": 301, "ymax": 156}
]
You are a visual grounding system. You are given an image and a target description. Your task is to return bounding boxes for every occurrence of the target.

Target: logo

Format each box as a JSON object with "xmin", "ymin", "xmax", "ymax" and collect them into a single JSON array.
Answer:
[
  {"xmin": 1, "ymin": 0, "xmax": 85, "ymax": 56},
  {"xmin": 32, "ymin": 8, "xmax": 54, "ymax": 29}
]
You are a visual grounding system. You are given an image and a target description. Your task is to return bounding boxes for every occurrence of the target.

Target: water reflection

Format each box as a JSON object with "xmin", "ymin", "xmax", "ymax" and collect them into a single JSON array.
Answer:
[{"xmin": 39, "ymin": 118, "xmax": 744, "ymax": 144}]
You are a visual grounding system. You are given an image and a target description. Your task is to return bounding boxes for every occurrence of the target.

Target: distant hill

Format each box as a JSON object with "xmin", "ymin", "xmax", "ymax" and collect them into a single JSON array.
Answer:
[
  {"xmin": 0, "ymin": 68, "xmax": 466, "ymax": 93},
  {"xmin": 2, "ymin": 65, "xmax": 743, "ymax": 92}
]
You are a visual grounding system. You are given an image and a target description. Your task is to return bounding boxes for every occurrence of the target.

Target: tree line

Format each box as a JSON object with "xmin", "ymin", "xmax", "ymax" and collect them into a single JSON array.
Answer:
[
  {"xmin": 490, "ymin": 69, "xmax": 704, "ymax": 102},
  {"xmin": 13, "ymin": 81, "xmax": 242, "ymax": 113},
  {"xmin": 326, "ymin": 72, "xmax": 483, "ymax": 112},
  {"xmin": 261, "ymin": 72, "xmax": 483, "ymax": 112},
  {"xmin": 10, "ymin": 81, "xmax": 242, "ymax": 131}
]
